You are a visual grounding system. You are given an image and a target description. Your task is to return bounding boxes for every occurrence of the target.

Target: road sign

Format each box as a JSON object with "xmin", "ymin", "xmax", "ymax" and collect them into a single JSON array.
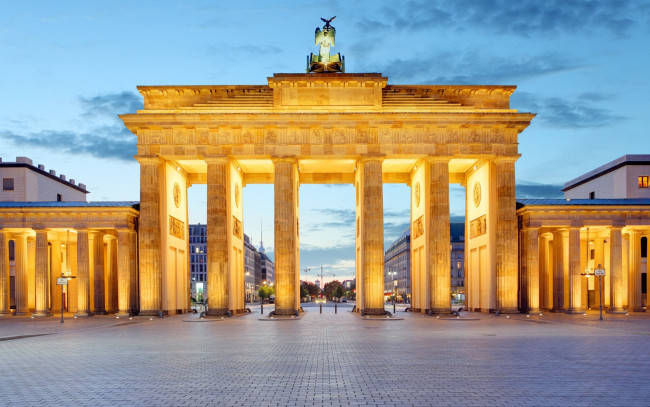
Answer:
[
  {"xmin": 594, "ymin": 269, "xmax": 606, "ymax": 276},
  {"xmin": 56, "ymin": 277, "xmax": 68, "ymax": 285}
]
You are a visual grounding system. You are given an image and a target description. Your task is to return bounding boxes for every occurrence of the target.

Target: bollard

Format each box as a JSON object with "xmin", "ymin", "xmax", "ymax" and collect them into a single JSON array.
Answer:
[
  {"xmin": 393, "ymin": 302, "xmax": 396, "ymax": 314},
  {"xmin": 320, "ymin": 303, "xmax": 322, "ymax": 314},
  {"xmin": 335, "ymin": 303, "xmax": 337, "ymax": 314}
]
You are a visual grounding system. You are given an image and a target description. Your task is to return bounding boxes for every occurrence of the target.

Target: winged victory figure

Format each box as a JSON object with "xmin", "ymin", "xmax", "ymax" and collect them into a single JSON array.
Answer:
[{"xmin": 307, "ymin": 16, "xmax": 344, "ymax": 73}]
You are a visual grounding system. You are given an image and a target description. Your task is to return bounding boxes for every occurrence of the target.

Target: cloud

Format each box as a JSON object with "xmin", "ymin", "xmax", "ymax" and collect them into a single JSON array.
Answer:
[
  {"xmin": 1, "ymin": 92, "xmax": 141, "ymax": 161},
  {"xmin": 1, "ymin": 126, "xmax": 136, "ymax": 161},
  {"xmin": 359, "ymin": 0, "xmax": 643, "ymax": 38},
  {"xmin": 512, "ymin": 92, "xmax": 625, "ymax": 128},
  {"xmin": 361, "ymin": 51, "xmax": 580, "ymax": 85},
  {"xmin": 516, "ymin": 181, "xmax": 564, "ymax": 199}
]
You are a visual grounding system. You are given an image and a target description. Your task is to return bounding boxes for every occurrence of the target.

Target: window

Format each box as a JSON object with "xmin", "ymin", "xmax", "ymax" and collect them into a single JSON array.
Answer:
[
  {"xmin": 2, "ymin": 178, "xmax": 14, "ymax": 191},
  {"xmin": 639, "ymin": 176, "xmax": 649, "ymax": 188},
  {"xmin": 8, "ymin": 240, "xmax": 15, "ymax": 261},
  {"xmin": 57, "ymin": 194, "xmax": 62, "ymax": 201},
  {"xmin": 589, "ymin": 191, "xmax": 595, "ymax": 199},
  {"xmin": 456, "ymin": 261, "xmax": 461, "ymax": 269}
]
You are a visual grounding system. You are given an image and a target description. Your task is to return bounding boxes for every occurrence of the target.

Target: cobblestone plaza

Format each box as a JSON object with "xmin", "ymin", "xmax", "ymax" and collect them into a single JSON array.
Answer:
[{"xmin": 1, "ymin": 306, "xmax": 649, "ymax": 406}]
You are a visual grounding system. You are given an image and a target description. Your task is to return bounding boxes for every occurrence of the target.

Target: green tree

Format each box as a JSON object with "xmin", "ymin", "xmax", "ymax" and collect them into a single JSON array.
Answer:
[
  {"xmin": 324, "ymin": 280, "xmax": 343, "ymax": 301},
  {"xmin": 302, "ymin": 281, "xmax": 320, "ymax": 297},
  {"xmin": 258, "ymin": 285, "xmax": 274, "ymax": 303},
  {"xmin": 333, "ymin": 285, "xmax": 344, "ymax": 301},
  {"xmin": 300, "ymin": 284, "xmax": 309, "ymax": 299}
]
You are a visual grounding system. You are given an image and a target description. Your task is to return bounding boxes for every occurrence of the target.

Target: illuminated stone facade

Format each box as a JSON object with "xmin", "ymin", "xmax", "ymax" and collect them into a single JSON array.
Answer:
[{"xmin": 120, "ymin": 72, "xmax": 534, "ymax": 316}]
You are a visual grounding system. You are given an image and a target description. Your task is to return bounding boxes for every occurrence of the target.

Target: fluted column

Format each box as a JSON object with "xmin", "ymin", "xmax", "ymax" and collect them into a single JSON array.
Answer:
[
  {"xmin": 539, "ymin": 234, "xmax": 551, "ymax": 310},
  {"xmin": 92, "ymin": 231, "xmax": 106, "ymax": 315},
  {"xmin": 104, "ymin": 235, "xmax": 117, "ymax": 313},
  {"xmin": 117, "ymin": 229, "xmax": 132, "ymax": 317},
  {"xmin": 129, "ymin": 230, "xmax": 138, "ymax": 314},
  {"xmin": 526, "ymin": 228, "xmax": 541, "ymax": 313},
  {"xmin": 428, "ymin": 157, "xmax": 451, "ymax": 314},
  {"xmin": 13, "ymin": 233, "xmax": 29, "ymax": 316},
  {"xmin": 137, "ymin": 156, "xmax": 162, "ymax": 315},
  {"xmin": 273, "ymin": 157, "xmax": 299, "ymax": 315},
  {"xmin": 207, "ymin": 156, "xmax": 230, "ymax": 316},
  {"xmin": 75, "ymin": 230, "xmax": 92, "ymax": 316},
  {"xmin": 628, "ymin": 230, "xmax": 644, "ymax": 312},
  {"xmin": 608, "ymin": 227, "xmax": 625, "ymax": 313},
  {"xmin": 359, "ymin": 156, "xmax": 385, "ymax": 315},
  {"xmin": 567, "ymin": 227, "xmax": 584, "ymax": 314},
  {"xmin": 33, "ymin": 229, "xmax": 51, "ymax": 317},
  {"xmin": 0, "ymin": 231, "xmax": 9, "ymax": 316},
  {"xmin": 551, "ymin": 229, "xmax": 566, "ymax": 312},
  {"xmin": 494, "ymin": 158, "xmax": 518, "ymax": 313}
]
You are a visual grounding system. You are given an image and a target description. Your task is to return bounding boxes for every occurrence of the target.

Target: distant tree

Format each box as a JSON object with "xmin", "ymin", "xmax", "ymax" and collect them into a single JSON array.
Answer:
[
  {"xmin": 333, "ymin": 285, "xmax": 344, "ymax": 301},
  {"xmin": 258, "ymin": 285, "xmax": 274, "ymax": 304},
  {"xmin": 324, "ymin": 280, "xmax": 343, "ymax": 301},
  {"xmin": 302, "ymin": 281, "xmax": 321, "ymax": 297},
  {"xmin": 300, "ymin": 284, "xmax": 309, "ymax": 299}
]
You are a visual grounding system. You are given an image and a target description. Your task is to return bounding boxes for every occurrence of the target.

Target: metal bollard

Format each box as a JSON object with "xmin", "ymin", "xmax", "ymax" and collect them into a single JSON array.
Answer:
[
  {"xmin": 320, "ymin": 303, "xmax": 322, "ymax": 314},
  {"xmin": 335, "ymin": 303, "xmax": 337, "ymax": 314}
]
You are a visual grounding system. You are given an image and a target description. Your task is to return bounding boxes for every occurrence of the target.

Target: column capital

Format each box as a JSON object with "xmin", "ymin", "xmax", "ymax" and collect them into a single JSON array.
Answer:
[
  {"xmin": 135, "ymin": 155, "xmax": 162, "ymax": 165},
  {"xmin": 492, "ymin": 155, "xmax": 520, "ymax": 164},
  {"xmin": 271, "ymin": 156, "xmax": 297, "ymax": 164},
  {"xmin": 358, "ymin": 154, "xmax": 385, "ymax": 164},
  {"xmin": 424, "ymin": 155, "xmax": 452, "ymax": 164},
  {"xmin": 204, "ymin": 155, "xmax": 230, "ymax": 165}
]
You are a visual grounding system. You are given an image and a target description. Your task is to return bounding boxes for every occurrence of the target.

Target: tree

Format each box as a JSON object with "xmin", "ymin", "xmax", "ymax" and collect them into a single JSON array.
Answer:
[
  {"xmin": 301, "ymin": 281, "xmax": 320, "ymax": 298},
  {"xmin": 300, "ymin": 284, "xmax": 309, "ymax": 299},
  {"xmin": 333, "ymin": 285, "xmax": 344, "ymax": 301},
  {"xmin": 323, "ymin": 280, "xmax": 343, "ymax": 301},
  {"xmin": 258, "ymin": 285, "xmax": 274, "ymax": 303}
]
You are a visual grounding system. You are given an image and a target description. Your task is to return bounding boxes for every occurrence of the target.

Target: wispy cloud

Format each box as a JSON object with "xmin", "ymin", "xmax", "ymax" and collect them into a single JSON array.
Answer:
[
  {"xmin": 513, "ymin": 92, "xmax": 625, "ymax": 128},
  {"xmin": 358, "ymin": 0, "xmax": 642, "ymax": 38},
  {"xmin": 516, "ymin": 181, "xmax": 564, "ymax": 199},
  {"xmin": 1, "ymin": 92, "xmax": 141, "ymax": 161}
]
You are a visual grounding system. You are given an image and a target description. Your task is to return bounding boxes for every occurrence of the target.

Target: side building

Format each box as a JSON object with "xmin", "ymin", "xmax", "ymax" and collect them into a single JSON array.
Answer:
[
  {"xmin": 384, "ymin": 223, "xmax": 465, "ymax": 303},
  {"xmin": 189, "ymin": 224, "xmax": 207, "ymax": 302}
]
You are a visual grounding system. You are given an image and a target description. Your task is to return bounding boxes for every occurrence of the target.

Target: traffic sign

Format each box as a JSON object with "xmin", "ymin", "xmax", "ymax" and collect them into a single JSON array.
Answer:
[
  {"xmin": 56, "ymin": 277, "xmax": 68, "ymax": 285},
  {"xmin": 594, "ymin": 269, "xmax": 606, "ymax": 276}
]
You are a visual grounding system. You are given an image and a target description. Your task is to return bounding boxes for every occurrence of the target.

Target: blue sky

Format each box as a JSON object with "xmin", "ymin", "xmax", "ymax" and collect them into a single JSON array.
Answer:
[{"xmin": 2, "ymin": 1, "xmax": 649, "ymax": 283}]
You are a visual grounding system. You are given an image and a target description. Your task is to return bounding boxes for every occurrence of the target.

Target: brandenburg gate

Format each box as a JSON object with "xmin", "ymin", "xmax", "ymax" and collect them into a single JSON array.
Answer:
[{"xmin": 120, "ymin": 72, "xmax": 534, "ymax": 317}]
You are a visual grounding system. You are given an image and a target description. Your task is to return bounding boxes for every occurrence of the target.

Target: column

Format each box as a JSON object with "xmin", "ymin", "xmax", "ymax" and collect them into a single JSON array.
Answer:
[
  {"xmin": 75, "ymin": 230, "xmax": 92, "ymax": 316},
  {"xmin": 526, "ymin": 228, "xmax": 541, "ymax": 313},
  {"xmin": 429, "ymin": 157, "xmax": 451, "ymax": 314},
  {"xmin": 628, "ymin": 230, "xmax": 644, "ymax": 312},
  {"xmin": 359, "ymin": 156, "xmax": 385, "ymax": 315},
  {"xmin": 494, "ymin": 158, "xmax": 518, "ymax": 313},
  {"xmin": 567, "ymin": 227, "xmax": 584, "ymax": 314},
  {"xmin": 0, "ymin": 231, "xmax": 9, "ymax": 315},
  {"xmin": 137, "ymin": 156, "xmax": 162, "ymax": 315},
  {"xmin": 128, "ymin": 230, "xmax": 138, "ymax": 314},
  {"xmin": 539, "ymin": 234, "xmax": 550, "ymax": 310},
  {"xmin": 551, "ymin": 229, "xmax": 566, "ymax": 312},
  {"xmin": 33, "ymin": 229, "xmax": 51, "ymax": 317},
  {"xmin": 13, "ymin": 233, "xmax": 30, "ymax": 316},
  {"xmin": 117, "ymin": 229, "xmax": 132, "ymax": 317},
  {"xmin": 273, "ymin": 158, "xmax": 299, "ymax": 316},
  {"xmin": 92, "ymin": 231, "xmax": 106, "ymax": 315},
  {"xmin": 608, "ymin": 227, "xmax": 625, "ymax": 313},
  {"xmin": 206, "ymin": 157, "xmax": 230, "ymax": 316},
  {"xmin": 105, "ymin": 235, "xmax": 118, "ymax": 313}
]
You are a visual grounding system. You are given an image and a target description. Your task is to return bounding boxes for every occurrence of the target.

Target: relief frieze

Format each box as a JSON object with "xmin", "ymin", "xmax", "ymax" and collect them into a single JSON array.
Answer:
[
  {"xmin": 469, "ymin": 215, "xmax": 487, "ymax": 239},
  {"xmin": 169, "ymin": 215, "xmax": 185, "ymax": 240},
  {"xmin": 232, "ymin": 216, "xmax": 243, "ymax": 240},
  {"xmin": 412, "ymin": 215, "xmax": 424, "ymax": 240}
]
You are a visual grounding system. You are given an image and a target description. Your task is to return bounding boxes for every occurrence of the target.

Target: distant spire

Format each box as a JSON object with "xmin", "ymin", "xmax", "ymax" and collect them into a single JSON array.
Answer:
[{"xmin": 259, "ymin": 219, "xmax": 265, "ymax": 253}]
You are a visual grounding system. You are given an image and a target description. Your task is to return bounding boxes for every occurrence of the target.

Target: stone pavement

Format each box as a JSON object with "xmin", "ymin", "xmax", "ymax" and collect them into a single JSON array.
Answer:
[{"xmin": 1, "ymin": 305, "xmax": 649, "ymax": 406}]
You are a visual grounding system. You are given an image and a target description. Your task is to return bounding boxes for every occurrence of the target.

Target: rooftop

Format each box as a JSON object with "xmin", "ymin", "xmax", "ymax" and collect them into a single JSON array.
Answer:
[
  {"xmin": 0, "ymin": 156, "xmax": 88, "ymax": 193},
  {"xmin": 517, "ymin": 198, "xmax": 650, "ymax": 208},
  {"xmin": 0, "ymin": 201, "xmax": 139, "ymax": 208},
  {"xmin": 563, "ymin": 154, "xmax": 650, "ymax": 192}
]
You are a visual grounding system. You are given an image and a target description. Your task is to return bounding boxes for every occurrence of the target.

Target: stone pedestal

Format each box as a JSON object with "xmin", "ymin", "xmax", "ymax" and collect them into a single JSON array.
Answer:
[
  {"xmin": 206, "ymin": 157, "xmax": 230, "ymax": 316},
  {"xmin": 75, "ymin": 230, "xmax": 92, "ymax": 317},
  {"xmin": 567, "ymin": 227, "xmax": 585, "ymax": 314},
  {"xmin": 428, "ymin": 158, "xmax": 451, "ymax": 314},
  {"xmin": 495, "ymin": 158, "xmax": 518, "ymax": 313},
  {"xmin": 359, "ymin": 157, "xmax": 385, "ymax": 315},
  {"xmin": 33, "ymin": 230, "xmax": 52, "ymax": 317},
  {"xmin": 273, "ymin": 158, "xmax": 299, "ymax": 316}
]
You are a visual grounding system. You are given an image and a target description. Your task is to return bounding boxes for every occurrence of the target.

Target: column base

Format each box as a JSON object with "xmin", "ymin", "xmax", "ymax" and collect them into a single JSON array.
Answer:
[
  {"xmin": 0, "ymin": 310, "xmax": 12, "ymax": 316},
  {"xmin": 566, "ymin": 308, "xmax": 586, "ymax": 315},
  {"xmin": 75, "ymin": 311, "xmax": 94, "ymax": 317},
  {"xmin": 497, "ymin": 307, "xmax": 519, "ymax": 314},
  {"xmin": 363, "ymin": 308, "xmax": 389, "ymax": 316},
  {"xmin": 527, "ymin": 308, "xmax": 541, "ymax": 314},
  {"xmin": 632, "ymin": 307, "xmax": 646, "ymax": 313},
  {"xmin": 428, "ymin": 307, "xmax": 452, "ymax": 315},
  {"xmin": 139, "ymin": 309, "xmax": 165, "ymax": 317},
  {"xmin": 32, "ymin": 311, "xmax": 53, "ymax": 317},
  {"xmin": 550, "ymin": 307, "xmax": 566, "ymax": 313},
  {"xmin": 14, "ymin": 311, "xmax": 31, "ymax": 316},
  {"xmin": 606, "ymin": 308, "xmax": 627, "ymax": 314},
  {"xmin": 206, "ymin": 308, "xmax": 230, "ymax": 317},
  {"xmin": 93, "ymin": 310, "xmax": 107, "ymax": 315},
  {"xmin": 273, "ymin": 308, "xmax": 297, "ymax": 316},
  {"xmin": 115, "ymin": 311, "xmax": 131, "ymax": 318}
]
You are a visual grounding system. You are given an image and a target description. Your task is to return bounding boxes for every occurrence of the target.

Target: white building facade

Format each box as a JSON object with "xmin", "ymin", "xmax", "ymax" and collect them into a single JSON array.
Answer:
[{"xmin": 563, "ymin": 155, "xmax": 650, "ymax": 199}]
